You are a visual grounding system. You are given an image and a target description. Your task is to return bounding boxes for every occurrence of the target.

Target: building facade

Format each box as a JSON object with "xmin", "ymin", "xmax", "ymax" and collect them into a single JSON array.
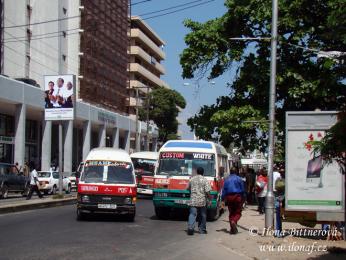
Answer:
[
  {"xmin": 128, "ymin": 16, "xmax": 169, "ymax": 117},
  {"xmin": 0, "ymin": 1, "xmax": 159, "ymax": 171},
  {"xmin": 0, "ymin": 76, "xmax": 158, "ymax": 171},
  {"xmin": 80, "ymin": 0, "xmax": 129, "ymax": 114}
]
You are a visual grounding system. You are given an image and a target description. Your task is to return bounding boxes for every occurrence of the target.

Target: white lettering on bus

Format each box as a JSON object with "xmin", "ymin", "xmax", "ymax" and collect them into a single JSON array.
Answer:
[
  {"xmin": 193, "ymin": 153, "xmax": 212, "ymax": 160},
  {"xmin": 118, "ymin": 188, "xmax": 128, "ymax": 193},
  {"xmin": 81, "ymin": 186, "xmax": 98, "ymax": 192}
]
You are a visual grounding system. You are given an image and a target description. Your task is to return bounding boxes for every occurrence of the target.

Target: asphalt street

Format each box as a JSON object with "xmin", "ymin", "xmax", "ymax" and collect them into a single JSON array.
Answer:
[{"xmin": 0, "ymin": 199, "xmax": 238, "ymax": 260}]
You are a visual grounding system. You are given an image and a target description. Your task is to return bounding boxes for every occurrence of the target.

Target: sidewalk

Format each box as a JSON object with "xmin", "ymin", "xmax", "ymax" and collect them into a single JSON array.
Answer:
[
  {"xmin": 0, "ymin": 194, "xmax": 76, "ymax": 214},
  {"xmin": 206, "ymin": 205, "xmax": 346, "ymax": 260}
]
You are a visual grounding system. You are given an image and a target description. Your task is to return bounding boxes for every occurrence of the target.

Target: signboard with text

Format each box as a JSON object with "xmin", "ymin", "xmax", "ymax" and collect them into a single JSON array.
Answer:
[
  {"xmin": 44, "ymin": 75, "xmax": 76, "ymax": 120},
  {"xmin": 285, "ymin": 112, "xmax": 344, "ymax": 213}
]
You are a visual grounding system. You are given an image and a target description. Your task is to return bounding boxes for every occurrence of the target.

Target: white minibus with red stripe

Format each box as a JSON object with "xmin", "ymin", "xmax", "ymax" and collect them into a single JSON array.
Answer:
[{"xmin": 77, "ymin": 148, "xmax": 137, "ymax": 221}]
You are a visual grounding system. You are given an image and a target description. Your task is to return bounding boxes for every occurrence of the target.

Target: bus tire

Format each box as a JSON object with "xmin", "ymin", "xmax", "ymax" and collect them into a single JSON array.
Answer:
[
  {"xmin": 207, "ymin": 207, "xmax": 219, "ymax": 221},
  {"xmin": 76, "ymin": 209, "xmax": 86, "ymax": 221},
  {"xmin": 127, "ymin": 213, "xmax": 136, "ymax": 222},
  {"xmin": 155, "ymin": 207, "xmax": 170, "ymax": 220}
]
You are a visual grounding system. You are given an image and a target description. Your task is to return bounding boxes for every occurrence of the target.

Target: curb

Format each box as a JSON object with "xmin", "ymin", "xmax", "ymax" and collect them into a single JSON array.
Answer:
[{"xmin": 0, "ymin": 197, "xmax": 77, "ymax": 214}]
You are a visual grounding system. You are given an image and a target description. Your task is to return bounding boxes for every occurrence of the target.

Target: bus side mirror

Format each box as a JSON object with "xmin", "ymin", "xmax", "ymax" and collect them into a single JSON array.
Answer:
[{"xmin": 219, "ymin": 166, "xmax": 225, "ymax": 177}]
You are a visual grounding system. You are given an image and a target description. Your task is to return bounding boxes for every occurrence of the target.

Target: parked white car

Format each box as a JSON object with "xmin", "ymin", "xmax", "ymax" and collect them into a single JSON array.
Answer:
[
  {"xmin": 37, "ymin": 171, "xmax": 72, "ymax": 195},
  {"xmin": 64, "ymin": 172, "xmax": 78, "ymax": 191}
]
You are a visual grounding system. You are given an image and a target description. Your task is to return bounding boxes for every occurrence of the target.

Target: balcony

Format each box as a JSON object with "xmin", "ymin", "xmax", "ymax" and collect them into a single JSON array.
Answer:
[
  {"xmin": 130, "ymin": 29, "xmax": 165, "ymax": 60},
  {"xmin": 128, "ymin": 80, "xmax": 150, "ymax": 94},
  {"xmin": 130, "ymin": 63, "xmax": 170, "ymax": 89},
  {"xmin": 128, "ymin": 96, "xmax": 145, "ymax": 107},
  {"xmin": 130, "ymin": 46, "xmax": 165, "ymax": 75}
]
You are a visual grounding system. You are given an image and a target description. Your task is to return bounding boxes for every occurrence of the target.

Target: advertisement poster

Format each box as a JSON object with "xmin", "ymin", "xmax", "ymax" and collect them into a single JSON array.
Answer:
[
  {"xmin": 286, "ymin": 130, "xmax": 343, "ymax": 211},
  {"xmin": 44, "ymin": 75, "xmax": 76, "ymax": 120}
]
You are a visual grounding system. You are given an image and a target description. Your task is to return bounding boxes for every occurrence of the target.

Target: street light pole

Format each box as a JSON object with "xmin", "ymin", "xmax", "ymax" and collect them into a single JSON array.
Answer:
[
  {"xmin": 135, "ymin": 86, "xmax": 151, "ymax": 152},
  {"xmin": 135, "ymin": 88, "xmax": 140, "ymax": 152},
  {"xmin": 145, "ymin": 85, "xmax": 150, "ymax": 151},
  {"xmin": 265, "ymin": 0, "xmax": 278, "ymax": 230}
]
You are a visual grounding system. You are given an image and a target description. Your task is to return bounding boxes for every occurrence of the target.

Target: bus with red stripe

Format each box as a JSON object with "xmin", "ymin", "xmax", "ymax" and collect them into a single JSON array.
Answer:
[
  {"xmin": 130, "ymin": 152, "xmax": 158, "ymax": 195},
  {"xmin": 152, "ymin": 140, "xmax": 229, "ymax": 220},
  {"xmin": 77, "ymin": 148, "xmax": 137, "ymax": 221}
]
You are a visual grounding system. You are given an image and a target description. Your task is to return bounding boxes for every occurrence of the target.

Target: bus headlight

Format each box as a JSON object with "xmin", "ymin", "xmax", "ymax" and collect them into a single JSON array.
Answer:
[
  {"xmin": 124, "ymin": 197, "xmax": 132, "ymax": 204},
  {"xmin": 81, "ymin": 195, "xmax": 90, "ymax": 202}
]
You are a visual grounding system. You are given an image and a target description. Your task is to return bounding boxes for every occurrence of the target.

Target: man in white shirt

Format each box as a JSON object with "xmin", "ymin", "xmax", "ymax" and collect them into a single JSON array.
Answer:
[
  {"xmin": 26, "ymin": 162, "xmax": 43, "ymax": 200},
  {"xmin": 62, "ymin": 81, "xmax": 74, "ymax": 108},
  {"xmin": 273, "ymin": 166, "xmax": 282, "ymax": 192},
  {"xmin": 51, "ymin": 77, "xmax": 66, "ymax": 108}
]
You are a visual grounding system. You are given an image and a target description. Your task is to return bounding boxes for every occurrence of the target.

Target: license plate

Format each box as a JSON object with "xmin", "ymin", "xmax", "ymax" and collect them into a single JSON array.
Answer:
[
  {"xmin": 97, "ymin": 204, "xmax": 117, "ymax": 209},
  {"xmin": 174, "ymin": 199, "xmax": 189, "ymax": 205}
]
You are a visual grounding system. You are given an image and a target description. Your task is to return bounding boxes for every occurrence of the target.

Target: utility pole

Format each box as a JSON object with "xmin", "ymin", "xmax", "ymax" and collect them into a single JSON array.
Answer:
[
  {"xmin": 145, "ymin": 85, "xmax": 150, "ymax": 151},
  {"xmin": 58, "ymin": 2, "xmax": 63, "ymax": 195},
  {"xmin": 265, "ymin": 0, "xmax": 278, "ymax": 230},
  {"xmin": 135, "ymin": 86, "xmax": 151, "ymax": 152},
  {"xmin": 135, "ymin": 88, "xmax": 140, "ymax": 152}
]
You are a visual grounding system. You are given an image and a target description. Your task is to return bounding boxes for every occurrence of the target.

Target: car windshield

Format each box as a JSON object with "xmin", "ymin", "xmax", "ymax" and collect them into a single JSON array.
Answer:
[
  {"xmin": 38, "ymin": 172, "xmax": 51, "ymax": 178},
  {"xmin": 81, "ymin": 161, "xmax": 134, "ymax": 184},
  {"xmin": 131, "ymin": 158, "xmax": 156, "ymax": 176},
  {"xmin": 157, "ymin": 152, "xmax": 215, "ymax": 177}
]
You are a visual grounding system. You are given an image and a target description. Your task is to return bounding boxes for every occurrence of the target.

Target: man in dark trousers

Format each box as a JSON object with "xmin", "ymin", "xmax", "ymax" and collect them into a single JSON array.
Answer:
[
  {"xmin": 222, "ymin": 167, "xmax": 245, "ymax": 234},
  {"xmin": 187, "ymin": 167, "xmax": 212, "ymax": 235},
  {"xmin": 26, "ymin": 162, "xmax": 43, "ymax": 200}
]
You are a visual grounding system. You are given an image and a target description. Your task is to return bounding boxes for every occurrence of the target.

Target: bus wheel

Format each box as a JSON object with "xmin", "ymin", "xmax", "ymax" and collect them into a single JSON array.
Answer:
[
  {"xmin": 76, "ymin": 209, "xmax": 86, "ymax": 221},
  {"xmin": 127, "ymin": 213, "xmax": 136, "ymax": 222},
  {"xmin": 155, "ymin": 207, "xmax": 170, "ymax": 220},
  {"xmin": 207, "ymin": 207, "xmax": 220, "ymax": 221}
]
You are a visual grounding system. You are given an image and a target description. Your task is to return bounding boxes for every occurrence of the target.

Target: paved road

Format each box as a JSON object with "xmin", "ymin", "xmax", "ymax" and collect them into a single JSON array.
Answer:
[{"xmin": 0, "ymin": 199, "xmax": 237, "ymax": 260}]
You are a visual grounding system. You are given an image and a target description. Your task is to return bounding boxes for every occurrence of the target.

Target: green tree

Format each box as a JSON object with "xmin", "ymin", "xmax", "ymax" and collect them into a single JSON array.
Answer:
[
  {"xmin": 181, "ymin": 0, "xmax": 345, "ymax": 157},
  {"xmin": 139, "ymin": 87, "xmax": 186, "ymax": 143},
  {"xmin": 308, "ymin": 111, "xmax": 346, "ymax": 174}
]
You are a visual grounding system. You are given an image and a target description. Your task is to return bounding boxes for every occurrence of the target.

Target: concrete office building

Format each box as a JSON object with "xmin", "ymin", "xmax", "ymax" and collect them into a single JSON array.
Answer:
[
  {"xmin": 129, "ymin": 16, "xmax": 169, "ymax": 116},
  {"xmin": 128, "ymin": 16, "xmax": 169, "ymax": 150},
  {"xmin": 0, "ymin": 1, "xmax": 158, "ymax": 171},
  {"xmin": 0, "ymin": 75, "xmax": 158, "ymax": 171}
]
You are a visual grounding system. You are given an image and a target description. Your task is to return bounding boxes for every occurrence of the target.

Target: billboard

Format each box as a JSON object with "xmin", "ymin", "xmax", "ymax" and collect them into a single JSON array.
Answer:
[
  {"xmin": 44, "ymin": 75, "xmax": 76, "ymax": 120},
  {"xmin": 286, "ymin": 112, "xmax": 344, "ymax": 212}
]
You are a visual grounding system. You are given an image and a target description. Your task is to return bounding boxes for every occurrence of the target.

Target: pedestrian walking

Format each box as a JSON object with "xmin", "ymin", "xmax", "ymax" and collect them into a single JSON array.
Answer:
[
  {"xmin": 26, "ymin": 162, "xmax": 43, "ymax": 200},
  {"xmin": 256, "ymin": 168, "xmax": 268, "ymax": 214},
  {"xmin": 222, "ymin": 167, "xmax": 246, "ymax": 234},
  {"xmin": 187, "ymin": 167, "xmax": 212, "ymax": 235}
]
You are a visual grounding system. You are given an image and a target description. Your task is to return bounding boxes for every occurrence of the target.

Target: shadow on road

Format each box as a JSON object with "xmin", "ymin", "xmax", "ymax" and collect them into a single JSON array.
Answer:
[
  {"xmin": 149, "ymin": 209, "xmax": 189, "ymax": 222},
  {"xmin": 216, "ymin": 228, "xmax": 229, "ymax": 234},
  {"xmin": 77, "ymin": 213, "xmax": 134, "ymax": 223}
]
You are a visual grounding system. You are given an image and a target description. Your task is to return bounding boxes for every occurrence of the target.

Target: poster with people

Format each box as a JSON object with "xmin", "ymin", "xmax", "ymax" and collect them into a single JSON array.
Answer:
[{"xmin": 44, "ymin": 75, "xmax": 76, "ymax": 120}]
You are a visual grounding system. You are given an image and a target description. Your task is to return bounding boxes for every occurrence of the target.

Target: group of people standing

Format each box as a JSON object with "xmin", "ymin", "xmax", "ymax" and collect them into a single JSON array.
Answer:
[
  {"xmin": 45, "ymin": 77, "xmax": 74, "ymax": 109},
  {"xmin": 186, "ymin": 165, "xmax": 284, "ymax": 235}
]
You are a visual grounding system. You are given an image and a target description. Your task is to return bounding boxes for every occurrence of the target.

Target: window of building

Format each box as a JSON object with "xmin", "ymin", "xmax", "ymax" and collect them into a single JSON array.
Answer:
[
  {"xmin": 0, "ymin": 114, "xmax": 14, "ymax": 137},
  {"xmin": 25, "ymin": 120, "xmax": 37, "ymax": 142}
]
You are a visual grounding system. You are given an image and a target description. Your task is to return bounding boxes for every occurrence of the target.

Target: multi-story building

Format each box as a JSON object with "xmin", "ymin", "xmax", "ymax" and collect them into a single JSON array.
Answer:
[
  {"xmin": 128, "ymin": 16, "xmax": 169, "ymax": 117},
  {"xmin": 0, "ymin": 1, "xmax": 158, "ymax": 171},
  {"xmin": 80, "ymin": 0, "xmax": 129, "ymax": 114}
]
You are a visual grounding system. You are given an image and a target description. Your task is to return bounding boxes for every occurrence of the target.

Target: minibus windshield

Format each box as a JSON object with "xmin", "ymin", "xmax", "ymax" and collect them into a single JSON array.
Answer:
[
  {"xmin": 157, "ymin": 152, "xmax": 215, "ymax": 177},
  {"xmin": 81, "ymin": 161, "xmax": 134, "ymax": 184},
  {"xmin": 132, "ymin": 158, "xmax": 156, "ymax": 176}
]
